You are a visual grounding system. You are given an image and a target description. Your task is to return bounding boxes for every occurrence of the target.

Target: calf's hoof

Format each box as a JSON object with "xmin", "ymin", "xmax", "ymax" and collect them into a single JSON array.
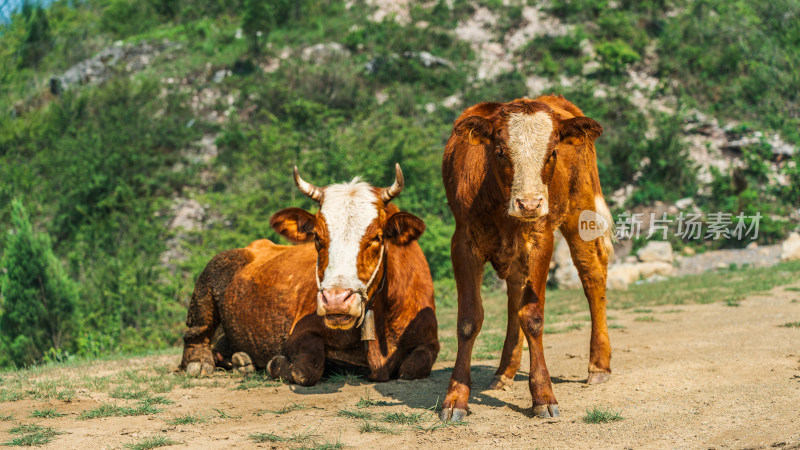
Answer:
[
  {"xmin": 487, "ymin": 374, "xmax": 513, "ymax": 391},
  {"xmin": 232, "ymin": 352, "xmax": 255, "ymax": 375},
  {"xmin": 587, "ymin": 371, "xmax": 611, "ymax": 384},
  {"xmin": 533, "ymin": 404, "xmax": 559, "ymax": 418},
  {"xmin": 186, "ymin": 360, "xmax": 214, "ymax": 377},
  {"xmin": 439, "ymin": 406, "xmax": 468, "ymax": 423}
]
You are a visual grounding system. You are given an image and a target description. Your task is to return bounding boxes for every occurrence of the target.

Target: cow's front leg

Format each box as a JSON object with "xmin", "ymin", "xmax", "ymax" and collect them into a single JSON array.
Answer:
[
  {"xmin": 440, "ymin": 230, "xmax": 485, "ymax": 422},
  {"xmin": 519, "ymin": 232, "xmax": 559, "ymax": 418},
  {"xmin": 398, "ymin": 342, "xmax": 438, "ymax": 380},
  {"xmin": 267, "ymin": 331, "xmax": 325, "ymax": 386}
]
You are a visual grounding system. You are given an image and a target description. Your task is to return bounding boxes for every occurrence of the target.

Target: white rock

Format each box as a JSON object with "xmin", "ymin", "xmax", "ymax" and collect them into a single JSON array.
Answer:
[
  {"xmin": 637, "ymin": 261, "xmax": 674, "ymax": 278},
  {"xmin": 675, "ymin": 197, "xmax": 694, "ymax": 210},
  {"xmin": 636, "ymin": 241, "xmax": 674, "ymax": 263},
  {"xmin": 780, "ymin": 232, "xmax": 800, "ymax": 262}
]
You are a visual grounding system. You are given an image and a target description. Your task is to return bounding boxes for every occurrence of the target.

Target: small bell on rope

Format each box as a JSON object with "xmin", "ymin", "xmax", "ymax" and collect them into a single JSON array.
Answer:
[{"xmin": 360, "ymin": 309, "xmax": 376, "ymax": 341}]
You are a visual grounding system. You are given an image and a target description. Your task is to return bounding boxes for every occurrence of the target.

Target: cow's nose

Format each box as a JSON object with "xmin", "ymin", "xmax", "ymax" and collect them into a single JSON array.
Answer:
[
  {"xmin": 515, "ymin": 196, "xmax": 544, "ymax": 214},
  {"xmin": 321, "ymin": 288, "xmax": 355, "ymax": 310}
]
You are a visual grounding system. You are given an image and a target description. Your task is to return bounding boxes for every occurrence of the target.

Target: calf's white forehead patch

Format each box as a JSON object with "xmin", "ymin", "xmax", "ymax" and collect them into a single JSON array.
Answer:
[
  {"xmin": 319, "ymin": 178, "xmax": 378, "ymax": 290},
  {"xmin": 507, "ymin": 111, "xmax": 554, "ymax": 207}
]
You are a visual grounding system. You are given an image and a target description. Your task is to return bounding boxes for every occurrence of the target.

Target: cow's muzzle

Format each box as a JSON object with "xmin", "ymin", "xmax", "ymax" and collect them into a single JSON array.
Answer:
[
  {"xmin": 509, "ymin": 195, "xmax": 548, "ymax": 219},
  {"xmin": 317, "ymin": 288, "xmax": 362, "ymax": 330}
]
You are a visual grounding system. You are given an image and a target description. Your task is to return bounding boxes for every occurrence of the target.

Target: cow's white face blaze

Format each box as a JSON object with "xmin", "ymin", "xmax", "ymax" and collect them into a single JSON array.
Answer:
[
  {"xmin": 271, "ymin": 164, "xmax": 423, "ymax": 332},
  {"xmin": 316, "ymin": 179, "xmax": 379, "ymax": 329},
  {"xmin": 506, "ymin": 111, "xmax": 554, "ymax": 219}
]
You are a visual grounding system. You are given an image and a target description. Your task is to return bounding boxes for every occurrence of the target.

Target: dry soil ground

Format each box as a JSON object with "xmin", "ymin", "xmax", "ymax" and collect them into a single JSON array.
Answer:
[{"xmin": 1, "ymin": 283, "xmax": 800, "ymax": 449}]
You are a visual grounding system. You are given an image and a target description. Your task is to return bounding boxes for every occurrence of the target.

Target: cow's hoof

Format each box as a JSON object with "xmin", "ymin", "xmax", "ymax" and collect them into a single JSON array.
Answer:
[
  {"xmin": 186, "ymin": 361, "xmax": 214, "ymax": 377},
  {"xmin": 487, "ymin": 374, "xmax": 513, "ymax": 391},
  {"xmin": 439, "ymin": 406, "xmax": 468, "ymax": 423},
  {"xmin": 533, "ymin": 404, "xmax": 559, "ymax": 418},
  {"xmin": 267, "ymin": 355, "xmax": 291, "ymax": 381},
  {"xmin": 232, "ymin": 352, "xmax": 255, "ymax": 375},
  {"xmin": 587, "ymin": 371, "xmax": 611, "ymax": 384}
]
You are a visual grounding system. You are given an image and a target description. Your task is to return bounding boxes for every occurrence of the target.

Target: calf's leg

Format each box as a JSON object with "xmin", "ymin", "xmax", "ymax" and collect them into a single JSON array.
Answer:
[
  {"xmin": 561, "ymin": 223, "xmax": 612, "ymax": 384},
  {"xmin": 398, "ymin": 342, "xmax": 438, "ymax": 380},
  {"xmin": 489, "ymin": 272, "xmax": 525, "ymax": 390},
  {"xmin": 440, "ymin": 230, "xmax": 485, "ymax": 422},
  {"xmin": 519, "ymin": 232, "xmax": 559, "ymax": 418}
]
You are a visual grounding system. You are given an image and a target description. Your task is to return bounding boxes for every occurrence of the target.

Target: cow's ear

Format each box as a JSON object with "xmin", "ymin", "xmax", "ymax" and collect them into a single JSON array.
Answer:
[
  {"xmin": 384, "ymin": 212, "xmax": 425, "ymax": 246},
  {"xmin": 559, "ymin": 116, "xmax": 602, "ymax": 143},
  {"xmin": 454, "ymin": 115, "xmax": 494, "ymax": 146},
  {"xmin": 270, "ymin": 208, "xmax": 316, "ymax": 243}
]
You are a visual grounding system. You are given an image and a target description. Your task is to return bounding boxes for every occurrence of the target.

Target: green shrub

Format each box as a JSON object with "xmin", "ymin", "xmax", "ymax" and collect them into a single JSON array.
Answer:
[
  {"xmin": 0, "ymin": 199, "xmax": 78, "ymax": 367},
  {"xmin": 595, "ymin": 39, "xmax": 640, "ymax": 75}
]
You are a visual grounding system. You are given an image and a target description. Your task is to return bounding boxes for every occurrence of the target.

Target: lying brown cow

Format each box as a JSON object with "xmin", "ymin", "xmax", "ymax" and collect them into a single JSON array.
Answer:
[
  {"xmin": 180, "ymin": 165, "xmax": 439, "ymax": 385},
  {"xmin": 439, "ymin": 95, "xmax": 614, "ymax": 421}
]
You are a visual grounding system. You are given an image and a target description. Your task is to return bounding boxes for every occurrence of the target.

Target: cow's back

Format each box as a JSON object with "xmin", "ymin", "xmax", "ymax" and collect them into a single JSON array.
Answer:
[{"xmin": 220, "ymin": 239, "xmax": 318, "ymax": 367}]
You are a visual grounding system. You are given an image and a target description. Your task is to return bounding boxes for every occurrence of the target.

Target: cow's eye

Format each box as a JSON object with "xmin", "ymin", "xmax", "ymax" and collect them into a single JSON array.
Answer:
[
  {"xmin": 372, "ymin": 234, "xmax": 382, "ymax": 244},
  {"xmin": 313, "ymin": 234, "xmax": 322, "ymax": 251},
  {"xmin": 548, "ymin": 150, "xmax": 557, "ymax": 162}
]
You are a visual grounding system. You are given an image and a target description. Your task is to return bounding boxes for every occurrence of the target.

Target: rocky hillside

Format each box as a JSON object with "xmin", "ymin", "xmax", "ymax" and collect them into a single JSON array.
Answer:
[{"xmin": 1, "ymin": 0, "xmax": 799, "ymax": 362}]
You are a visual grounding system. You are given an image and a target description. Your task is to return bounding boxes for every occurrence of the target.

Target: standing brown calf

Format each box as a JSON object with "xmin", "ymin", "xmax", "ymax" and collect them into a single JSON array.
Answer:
[
  {"xmin": 439, "ymin": 95, "xmax": 614, "ymax": 421},
  {"xmin": 180, "ymin": 165, "xmax": 439, "ymax": 385}
]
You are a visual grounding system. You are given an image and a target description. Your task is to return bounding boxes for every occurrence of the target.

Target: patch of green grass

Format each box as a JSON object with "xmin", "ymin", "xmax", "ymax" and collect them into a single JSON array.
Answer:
[
  {"xmin": 4, "ymin": 423, "xmax": 65, "ymax": 447},
  {"xmin": 326, "ymin": 371, "xmax": 364, "ymax": 384},
  {"xmin": 78, "ymin": 402, "xmax": 163, "ymax": 420},
  {"xmin": 124, "ymin": 435, "xmax": 181, "ymax": 450},
  {"xmin": 544, "ymin": 323, "xmax": 584, "ymax": 334},
  {"xmin": 582, "ymin": 407, "xmax": 624, "ymax": 424},
  {"xmin": 139, "ymin": 395, "xmax": 174, "ymax": 406},
  {"xmin": 785, "ymin": 287, "xmax": 800, "ymax": 292},
  {"xmin": 0, "ymin": 413, "xmax": 14, "ymax": 421},
  {"xmin": 634, "ymin": 316, "xmax": 657, "ymax": 322},
  {"xmin": 664, "ymin": 309, "xmax": 684, "ymax": 313},
  {"xmin": 212, "ymin": 408, "xmax": 240, "ymax": 419},
  {"xmin": 0, "ymin": 389, "xmax": 25, "ymax": 402},
  {"xmin": 359, "ymin": 421, "xmax": 399, "ymax": 435},
  {"xmin": 337, "ymin": 408, "xmax": 375, "ymax": 420},
  {"xmin": 165, "ymin": 413, "xmax": 206, "ymax": 425},
  {"xmin": 632, "ymin": 308, "xmax": 653, "ymax": 313},
  {"xmin": 725, "ymin": 297, "xmax": 741, "ymax": 307},
  {"xmin": 111, "ymin": 386, "xmax": 149, "ymax": 400},
  {"xmin": 249, "ymin": 428, "xmax": 319, "ymax": 444},
  {"xmin": 232, "ymin": 373, "xmax": 282, "ymax": 391},
  {"xmin": 356, "ymin": 390, "xmax": 391, "ymax": 408},
  {"xmin": 29, "ymin": 408, "xmax": 65, "ymax": 419},
  {"xmin": 256, "ymin": 402, "xmax": 308, "ymax": 415},
  {"xmin": 608, "ymin": 324, "xmax": 626, "ymax": 329},
  {"xmin": 310, "ymin": 440, "xmax": 344, "ymax": 450},
  {"xmin": 781, "ymin": 322, "xmax": 800, "ymax": 328},
  {"xmin": 380, "ymin": 411, "xmax": 426, "ymax": 425}
]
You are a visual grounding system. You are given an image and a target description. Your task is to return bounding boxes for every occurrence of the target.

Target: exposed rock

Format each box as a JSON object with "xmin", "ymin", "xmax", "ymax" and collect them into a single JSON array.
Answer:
[
  {"xmin": 780, "ymin": 232, "xmax": 800, "ymax": 262},
  {"xmin": 365, "ymin": 51, "xmax": 452, "ymax": 74},
  {"xmin": 212, "ymin": 69, "xmax": 230, "ymax": 83},
  {"xmin": 51, "ymin": 40, "xmax": 175, "ymax": 93},
  {"xmin": 674, "ymin": 197, "xmax": 694, "ymax": 210},
  {"xmin": 442, "ymin": 94, "xmax": 462, "ymax": 109},
  {"xmin": 637, "ymin": 261, "xmax": 674, "ymax": 278},
  {"xmin": 636, "ymin": 241, "xmax": 673, "ymax": 263},
  {"xmin": 552, "ymin": 237, "xmax": 582, "ymax": 289},
  {"xmin": 365, "ymin": 0, "xmax": 412, "ymax": 25},
  {"xmin": 676, "ymin": 244, "xmax": 781, "ymax": 276},
  {"xmin": 301, "ymin": 42, "xmax": 350, "ymax": 65}
]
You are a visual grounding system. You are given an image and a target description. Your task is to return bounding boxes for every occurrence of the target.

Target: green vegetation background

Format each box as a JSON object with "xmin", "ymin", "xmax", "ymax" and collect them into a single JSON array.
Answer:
[{"xmin": 1, "ymin": 0, "xmax": 799, "ymax": 367}]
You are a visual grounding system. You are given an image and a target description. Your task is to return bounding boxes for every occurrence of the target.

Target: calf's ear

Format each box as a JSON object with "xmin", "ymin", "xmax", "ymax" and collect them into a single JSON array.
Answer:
[
  {"xmin": 270, "ymin": 208, "xmax": 316, "ymax": 243},
  {"xmin": 454, "ymin": 115, "xmax": 494, "ymax": 146},
  {"xmin": 559, "ymin": 116, "xmax": 603, "ymax": 144},
  {"xmin": 384, "ymin": 212, "xmax": 426, "ymax": 246}
]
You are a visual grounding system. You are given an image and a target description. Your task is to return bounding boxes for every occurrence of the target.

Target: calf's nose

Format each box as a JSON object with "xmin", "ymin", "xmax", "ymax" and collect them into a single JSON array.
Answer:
[{"xmin": 515, "ymin": 196, "xmax": 544, "ymax": 215}]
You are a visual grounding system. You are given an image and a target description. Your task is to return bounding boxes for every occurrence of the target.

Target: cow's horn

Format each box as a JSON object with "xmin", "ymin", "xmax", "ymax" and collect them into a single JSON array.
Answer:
[
  {"xmin": 293, "ymin": 166, "xmax": 323, "ymax": 202},
  {"xmin": 380, "ymin": 163, "xmax": 404, "ymax": 203}
]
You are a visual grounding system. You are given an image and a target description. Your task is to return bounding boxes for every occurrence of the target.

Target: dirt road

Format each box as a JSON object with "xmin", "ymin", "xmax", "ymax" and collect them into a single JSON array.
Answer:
[{"xmin": 2, "ymin": 284, "xmax": 799, "ymax": 448}]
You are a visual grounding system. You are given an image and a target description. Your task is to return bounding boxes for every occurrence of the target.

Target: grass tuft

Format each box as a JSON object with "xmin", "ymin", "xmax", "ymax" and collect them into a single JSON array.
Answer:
[
  {"xmin": 124, "ymin": 435, "xmax": 181, "ymax": 450},
  {"xmin": 356, "ymin": 390, "xmax": 390, "ymax": 408},
  {"xmin": 4, "ymin": 423, "xmax": 65, "ymax": 447},
  {"xmin": 249, "ymin": 428, "xmax": 319, "ymax": 444},
  {"xmin": 0, "ymin": 413, "xmax": 15, "ymax": 421},
  {"xmin": 781, "ymin": 321, "xmax": 800, "ymax": 328},
  {"xmin": 582, "ymin": 407, "xmax": 624, "ymax": 424},
  {"xmin": 232, "ymin": 373, "xmax": 282, "ymax": 391},
  {"xmin": 256, "ymin": 402, "xmax": 308, "ymax": 415},
  {"xmin": 78, "ymin": 402, "xmax": 163, "ymax": 420},
  {"xmin": 634, "ymin": 316, "xmax": 657, "ymax": 322},
  {"xmin": 380, "ymin": 411, "xmax": 426, "ymax": 425},
  {"xmin": 212, "ymin": 408, "xmax": 240, "ymax": 419},
  {"xmin": 337, "ymin": 408, "xmax": 374, "ymax": 420},
  {"xmin": 359, "ymin": 421, "xmax": 399, "ymax": 435},
  {"xmin": 29, "ymin": 408, "xmax": 65, "ymax": 419},
  {"xmin": 632, "ymin": 308, "xmax": 653, "ymax": 313},
  {"xmin": 165, "ymin": 413, "xmax": 206, "ymax": 425}
]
